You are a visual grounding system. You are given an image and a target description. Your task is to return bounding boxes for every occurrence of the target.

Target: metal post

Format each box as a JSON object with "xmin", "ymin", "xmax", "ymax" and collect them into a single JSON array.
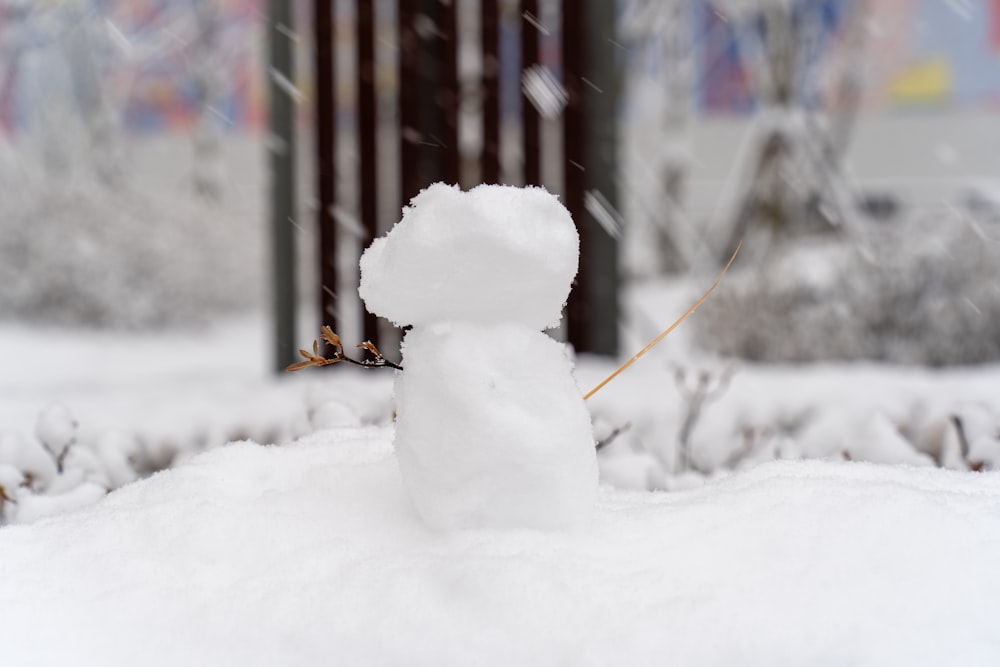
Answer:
[
  {"xmin": 440, "ymin": 0, "xmax": 460, "ymax": 186},
  {"xmin": 563, "ymin": 0, "xmax": 619, "ymax": 356},
  {"xmin": 400, "ymin": 0, "xmax": 460, "ymax": 202},
  {"xmin": 268, "ymin": 0, "xmax": 298, "ymax": 372},
  {"xmin": 357, "ymin": 0, "xmax": 379, "ymax": 345},
  {"xmin": 399, "ymin": 2, "xmax": 422, "ymax": 204},
  {"xmin": 482, "ymin": 0, "xmax": 501, "ymax": 185},
  {"xmin": 315, "ymin": 0, "xmax": 337, "ymax": 351},
  {"xmin": 520, "ymin": 0, "xmax": 540, "ymax": 186},
  {"xmin": 585, "ymin": 0, "xmax": 619, "ymax": 355},
  {"xmin": 562, "ymin": 1, "xmax": 589, "ymax": 352}
]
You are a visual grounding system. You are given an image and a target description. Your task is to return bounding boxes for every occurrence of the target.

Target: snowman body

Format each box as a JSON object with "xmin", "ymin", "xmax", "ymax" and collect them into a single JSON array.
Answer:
[{"xmin": 360, "ymin": 183, "xmax": 597, "ymax": 531}]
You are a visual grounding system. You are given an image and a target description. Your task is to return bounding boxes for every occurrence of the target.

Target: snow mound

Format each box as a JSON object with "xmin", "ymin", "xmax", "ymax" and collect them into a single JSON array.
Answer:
[
  {"xmin": 2, "ymin": 429, "xmax": 999, "ymax": 666},
  {"xmin": 396, "ymin": 323, "xmax": 596, "ymax": 530},
  {"xmin": 359, "ymin": 183, "xmax": 579, "ymax": 330}
]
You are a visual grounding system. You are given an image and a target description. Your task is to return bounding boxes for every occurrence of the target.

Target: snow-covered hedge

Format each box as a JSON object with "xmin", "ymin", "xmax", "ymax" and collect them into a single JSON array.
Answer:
[
  {"xmin": 0, "ymin": 183, "xmax": 263, "ymax": 329},
  {"xmin": 695, "ymin": 212, "xmax": 1000, "ymax": 365}
]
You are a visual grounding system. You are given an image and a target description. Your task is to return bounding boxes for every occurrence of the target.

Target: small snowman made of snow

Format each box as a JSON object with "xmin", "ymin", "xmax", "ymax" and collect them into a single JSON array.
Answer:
[{"xmin": 360, "ymin": 183, "xmax": 597, "ymax": 531}]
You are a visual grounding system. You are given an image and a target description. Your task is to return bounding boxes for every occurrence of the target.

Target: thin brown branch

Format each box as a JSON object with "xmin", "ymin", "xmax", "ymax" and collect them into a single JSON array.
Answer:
[
  {"xmin": 584, "ymin": 241, "xmax": 741, "ymax": 401},
  {"xmin": 286, "ymin": 328, "xmax": 403, "ymax": 372}
]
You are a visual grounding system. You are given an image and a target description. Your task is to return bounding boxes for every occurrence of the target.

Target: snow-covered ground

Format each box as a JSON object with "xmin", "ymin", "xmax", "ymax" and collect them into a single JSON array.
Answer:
[
  {"xmin": 3, "ymin": 216, "xmax": 1000, "ymax": 663},
  {"xmin": 2, "ymin": 429, "xmax": 999, "ymax": 665}
]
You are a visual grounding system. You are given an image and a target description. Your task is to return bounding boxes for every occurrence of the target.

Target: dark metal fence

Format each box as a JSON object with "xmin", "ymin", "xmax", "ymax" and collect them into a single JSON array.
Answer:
[{"xmin": 308, "ymin": 0, "xmax": 618, "ymax": 360}]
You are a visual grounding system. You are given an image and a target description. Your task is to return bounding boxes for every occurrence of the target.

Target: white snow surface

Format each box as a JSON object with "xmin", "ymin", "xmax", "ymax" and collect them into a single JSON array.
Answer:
[
  {"xmin": 1, "ymin": 429, "xmax": 999, "ymax": 666},
  {"xmin": 395, "ymin": 323, "xmax": 597, "ymax": 530},
  {"xmin": 359, "ymin": 183, "xmax": 579, "ymax": 330}
]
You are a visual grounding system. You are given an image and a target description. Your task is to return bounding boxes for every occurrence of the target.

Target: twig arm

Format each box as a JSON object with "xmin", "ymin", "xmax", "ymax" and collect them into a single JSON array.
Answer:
[{"xmin": 286, "ymin": 326, "xmax": 403, "ymax": 372}]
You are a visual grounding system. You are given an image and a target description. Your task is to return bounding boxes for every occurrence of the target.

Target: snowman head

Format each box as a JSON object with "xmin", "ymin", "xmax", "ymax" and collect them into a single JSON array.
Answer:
[{"xmin": 359, "ymin": 183, "xmax": 579, "ymax": 330}]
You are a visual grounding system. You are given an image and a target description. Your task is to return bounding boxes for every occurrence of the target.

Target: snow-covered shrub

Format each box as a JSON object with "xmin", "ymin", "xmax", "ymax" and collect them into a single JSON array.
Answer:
[
  {"xmin": 0, "ymin": 184, "xmax": 263, "ymax": 328},
  {"xmin": 694, "ymin": 212, "xmax": 1000, "ymax": 365},
  {"xmin": 0, "ymin": 404, "xmax": 109, "ymax": 524},
  {"xmin": 593, "ymin": 392, "xmax": 1000, "ymax": 493},
  {"xmin": 1, "ymin": 402, "xmax": 225, "ymax": 524},
  {"xmin": 589, "ymin": 354, "xmax": 1000, "ymax": 494}
]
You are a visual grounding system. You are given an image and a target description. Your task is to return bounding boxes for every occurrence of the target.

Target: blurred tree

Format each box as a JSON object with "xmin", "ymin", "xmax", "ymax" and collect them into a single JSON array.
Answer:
[
  {"xmin": 189, "ymin": 0, "xmax": 225, "ymax": 202},
  {"xmin": 718, "ymin": 0, "xmax": 870, "ymax": 260},
  {"xmin": 621, "ymin": 0, "xmax": 706, "ymax": 274}
]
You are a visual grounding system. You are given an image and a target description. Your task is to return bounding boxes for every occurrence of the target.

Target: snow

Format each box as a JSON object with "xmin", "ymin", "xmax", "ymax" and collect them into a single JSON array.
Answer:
[
  {"xmin": 35, "ymin": 403, "xmax": 77, "ymax": 462},
  {"xmin": 521, "ymin": 64, "xmax": 568, "ymax": 119},
  {"xmin": 0, "ymin": 431, "xmax": 57, "ymax": 492},
  {"xmin": 359, "ymin": 183, "xmax": 579, "ymax": 330},
  {"xmin": 0, "ymin": 138, "xmax": 265, "ymax": 330},
  {"xmin": 0, "ymin": 315, "xmax": 322, "ymax": 453},
  {"xmin": 8, "ymin": 480, "xmax": 107, "ymax": 525},
  {"xmin": 0, "ymin": 27, "xmax": 997, "ymax": 659},
  {"xmin": 395, "ymin": 323, "xmax": 596, "ymax": 530},
  {"xmin": 1, "ymin": 431, "xmax": 998, "ymax": 665},
  {"xmin": 0, "ymin": 167, "xmax": 996, "ymax": 665},
  {"xmin": 361, "ymin": 183, "xmax": 595, "ymax": 530},
  {"xmin": 0, "ymin": 314, "xmax": 396, "ymax": 523}
]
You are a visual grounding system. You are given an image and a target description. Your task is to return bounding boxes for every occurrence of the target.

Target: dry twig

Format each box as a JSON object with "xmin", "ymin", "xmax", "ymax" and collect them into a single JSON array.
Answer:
[
  {"xmin": 584, "ymin": 242, "xmax": 741, "ymax": 400},
  {"xmin": 286, "ymin": 326, "xmax": 403, "ymax": 372},
  {"xmin": 595, "ymin": 422, "xmax": 633, "ymax": 451}
]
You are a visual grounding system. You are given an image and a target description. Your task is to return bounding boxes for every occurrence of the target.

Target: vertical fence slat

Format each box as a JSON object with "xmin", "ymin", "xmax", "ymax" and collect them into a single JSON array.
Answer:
[
  {"xmin": 482, "ymin": 0, "xmax": 501, "ymax": 185},
  {"xmin": 399, "ymin": 2, "xmax": 422, "ymax": 204},
  {"xmin": 562, "ymin": 0, "xmax": 619, "ymax": 356},
  {"xmin": 520, "ymin": 0, "xmax": 540, "ymax": 186},
  {"xmin": 399, "ymin": 1, "xmax": 460, "ymax": 198},
  {"xmin": 562, "ymin": 1, "xmax": 590, "ymax": 352},
  {"xmin": 315, "ymin": 0, "xmax": 337, "ymax": 351},
  {"xmin": 311, "ymin": 0, "xmax": 618, "ymax": 357},
  {"xmin": 585, "ymin": 0, "xmax": 619, "ymax": 355},
  {"xmin": 440, "ymin": 0, "xmax": 460, "ymax": 186},
  {"xmin": 269, "ymin": 0, "xmax": 298, "ymax": 372},
  {"xmin": 357, "ymin": 0, "xmax": 379, "ymax": 344}
]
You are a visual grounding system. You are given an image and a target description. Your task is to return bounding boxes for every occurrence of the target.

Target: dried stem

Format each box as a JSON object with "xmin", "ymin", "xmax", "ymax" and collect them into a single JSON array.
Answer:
[
  {"xmin": 286, "ymin": 326, "xmax": 403, "ymax": 372},
  {"xmin": 596, "ymin": 422, "xmax": 633, "ymax": 451},
  {"xmin": 584, "ymin": 241, "xmax": 741, "ymax": 401},
  {"xmin": 674, "ymin": 363, "xmax": 736, "ymax": 470}
]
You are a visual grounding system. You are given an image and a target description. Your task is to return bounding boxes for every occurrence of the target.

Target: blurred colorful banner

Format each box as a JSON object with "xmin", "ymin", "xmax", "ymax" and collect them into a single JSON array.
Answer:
[
  {"xmin": 0, "ymin": 0, "xmax": 264, "ymax": 135},
  {"xmin": 3, "ymin": 0, "xmax": 1000, "ymax": 136},
  {"xmin": 693, "ymin": 0, "xmax": 1000, "ymax": 113}
]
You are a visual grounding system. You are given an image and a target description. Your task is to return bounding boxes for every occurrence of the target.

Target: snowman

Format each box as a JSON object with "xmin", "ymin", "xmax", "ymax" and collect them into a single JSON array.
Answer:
[{"xmin": 359, "ymin": 183, "xmax": 597, "ymax": 531}]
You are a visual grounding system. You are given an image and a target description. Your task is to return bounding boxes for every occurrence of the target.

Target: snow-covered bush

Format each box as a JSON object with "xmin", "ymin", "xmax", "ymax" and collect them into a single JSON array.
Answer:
[
  {"xmin": 587, "ymin": 359, "xmax": 1000, "ymax": 493},
  {"xmin": 0, "ymin": 403, "xmax": 199, "ymax": 524},
  {"xmin": 0, "ymin": 184, "xmax": 263, "ymax": 328},
  {"xmin": 593, "ymin": 392, "xmax": 1000, "ymax": 492},
  {"xmin": 694, "ymin": 211, "xmax": 1000, "ymax": 365},
  {"xmin": 0, "ymin": 404, "xmax": 107, "ymax": 524},
  {"xmin": 0, "ymin": 397, "xmax": 315, "ymax": 525}
]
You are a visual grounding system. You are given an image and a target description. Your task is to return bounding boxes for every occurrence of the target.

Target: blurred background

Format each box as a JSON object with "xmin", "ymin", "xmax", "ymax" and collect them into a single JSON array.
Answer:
[{"xmin": 1, "ymin": 0, "xmax": 997, "ymax": 357}]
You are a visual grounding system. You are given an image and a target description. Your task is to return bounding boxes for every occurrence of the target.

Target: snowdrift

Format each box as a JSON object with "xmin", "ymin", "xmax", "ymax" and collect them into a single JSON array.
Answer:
[{"xmin": 2, "ymin": 427, "xmax": 999, "ymax": 666}]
